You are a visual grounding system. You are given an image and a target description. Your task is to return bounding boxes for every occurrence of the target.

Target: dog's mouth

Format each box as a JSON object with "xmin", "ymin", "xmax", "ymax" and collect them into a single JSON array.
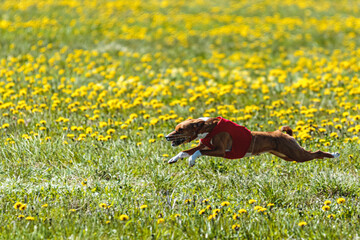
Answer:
[
  {"xmin": 165, "ymin": 134, "xmax": 188, "ymax": 147},
  {"xmin": 170, "ymin": 139, "xmax": 186, "ymax": 147}
]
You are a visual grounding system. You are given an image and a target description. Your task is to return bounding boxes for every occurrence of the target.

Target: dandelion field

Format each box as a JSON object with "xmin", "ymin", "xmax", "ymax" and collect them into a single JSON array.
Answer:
[{"xmin": 1, "ymin": 0, "xmax": 360, "ymax": 238}]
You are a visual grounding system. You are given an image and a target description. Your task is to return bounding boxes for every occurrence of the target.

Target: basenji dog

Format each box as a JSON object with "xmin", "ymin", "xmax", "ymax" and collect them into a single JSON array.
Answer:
[{"xmin": 165, "ymin": 117, "xmax": 340, "ymax": 167}]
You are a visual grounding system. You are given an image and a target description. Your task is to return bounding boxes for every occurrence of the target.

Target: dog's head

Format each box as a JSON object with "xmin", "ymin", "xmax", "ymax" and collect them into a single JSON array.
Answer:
[{"xmin": 165, "ymin": 119, "xmax": 206, "ymax": 147}]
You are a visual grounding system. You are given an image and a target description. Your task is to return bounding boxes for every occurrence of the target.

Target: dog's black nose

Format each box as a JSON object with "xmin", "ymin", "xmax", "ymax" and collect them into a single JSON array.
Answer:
[{"xmin": 165, "ymin": 135, "xmax": 172, "ymax": 141}]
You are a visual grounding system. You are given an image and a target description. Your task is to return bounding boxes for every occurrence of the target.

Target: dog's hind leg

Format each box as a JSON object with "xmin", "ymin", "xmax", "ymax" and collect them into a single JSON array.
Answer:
[
  {"xmin": 269, "ymin": 151, "xmax": 294, "ymax": 162},
  {"xmin": 273, "ymin": 137, "xmax": 339, "ymax": 163}
]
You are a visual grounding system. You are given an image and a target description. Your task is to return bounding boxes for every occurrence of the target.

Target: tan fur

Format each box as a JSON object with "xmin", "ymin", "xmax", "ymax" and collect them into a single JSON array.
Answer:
[{"xmin": 166, "ymin": 118, "xmax": 335, "ymax": 163}]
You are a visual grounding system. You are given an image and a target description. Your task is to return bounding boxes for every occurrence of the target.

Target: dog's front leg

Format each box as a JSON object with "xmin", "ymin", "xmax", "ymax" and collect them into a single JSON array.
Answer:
[
  {"xmin": 188, "ymin": 148, "xmax": 227, "ymax": 167},
  {"xmin": 168, "ymin": 143, "xmax": 205, "ymax": 164},
  {"xmin": 188, "ymin": 133, "xmax": 229, "ymax": 167},
  {"xmin": 168, "ymin": 152, "xmax": 190, "ymax": 164}
]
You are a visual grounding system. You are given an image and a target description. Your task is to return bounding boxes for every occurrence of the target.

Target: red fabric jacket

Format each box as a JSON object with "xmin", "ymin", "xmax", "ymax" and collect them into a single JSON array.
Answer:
[{"xmin": 200, "ymin": 117, "xmax": 252, "ymax": 159}]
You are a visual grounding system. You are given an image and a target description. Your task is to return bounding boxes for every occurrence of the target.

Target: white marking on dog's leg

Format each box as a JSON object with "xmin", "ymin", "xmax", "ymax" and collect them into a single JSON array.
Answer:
[
  {"xmin": 168, "ymin": 152, "xmax": 189, "ymax": 164},
  {"xmin": 331, "ymin": 152, "xmax": 340, "ymax": 158},
  {"xmin": 188, "ymin": 150, "xmax": 202, "ymax": 167}
]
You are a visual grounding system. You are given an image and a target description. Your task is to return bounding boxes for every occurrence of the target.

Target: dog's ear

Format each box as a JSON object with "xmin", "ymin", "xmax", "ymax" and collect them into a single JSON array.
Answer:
[{"xmin": 192, "ymin": 121, "xmax": 205, "ymax": 129}]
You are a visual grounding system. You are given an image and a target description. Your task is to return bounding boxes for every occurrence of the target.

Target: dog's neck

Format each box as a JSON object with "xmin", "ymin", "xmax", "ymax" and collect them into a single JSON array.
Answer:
[{"xmin": 196, "ymin": 132, "xmax": 209, "ymax": 140}]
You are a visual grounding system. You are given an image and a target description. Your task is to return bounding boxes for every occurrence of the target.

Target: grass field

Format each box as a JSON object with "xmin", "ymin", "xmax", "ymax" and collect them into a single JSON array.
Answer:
[{"xmin": 1, "ymin": 0, "xmax": 360, "ymax": 239}]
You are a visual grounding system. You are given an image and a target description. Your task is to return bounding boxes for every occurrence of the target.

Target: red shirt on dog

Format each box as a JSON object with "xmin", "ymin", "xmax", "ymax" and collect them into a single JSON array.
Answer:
[{"xmin": 200, "ymin": 117, "xmax": 252, "ymax": 159}]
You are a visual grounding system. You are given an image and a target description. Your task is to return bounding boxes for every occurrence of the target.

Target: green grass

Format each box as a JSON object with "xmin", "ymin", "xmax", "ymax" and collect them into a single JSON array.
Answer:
[{"xmin": 1, "ymin": 0, "xmax": 360, "ymax": 239}]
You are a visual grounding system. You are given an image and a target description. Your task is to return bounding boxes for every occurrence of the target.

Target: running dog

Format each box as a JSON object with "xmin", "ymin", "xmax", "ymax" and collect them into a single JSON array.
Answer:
[{"xmin": 165, "ymin": 117, "xmax": 340, "ymax": 167}]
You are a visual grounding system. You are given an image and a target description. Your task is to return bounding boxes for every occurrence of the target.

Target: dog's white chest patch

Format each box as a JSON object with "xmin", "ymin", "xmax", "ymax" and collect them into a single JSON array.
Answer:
[{"xmin": 196, "ymin": 132, "xmax": 209, "ymax": 140}]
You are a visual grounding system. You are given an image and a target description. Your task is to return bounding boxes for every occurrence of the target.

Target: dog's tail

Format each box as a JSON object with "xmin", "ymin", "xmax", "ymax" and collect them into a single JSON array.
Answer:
[{"xmin": 281, "ymin": 126, "xmax": 293, "ymax": 136}]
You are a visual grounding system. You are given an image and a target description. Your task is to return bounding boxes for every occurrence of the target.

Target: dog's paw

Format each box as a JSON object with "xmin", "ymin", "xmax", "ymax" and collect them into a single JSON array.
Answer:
[
  {"xmin": 188, "ymin": 150, "xmax": 202, "ymax": 167},
  {"xmin": 331, "ymin": 152, "xmax": 340, "ymax": 158},
  {"xmin": 188, "ymin": 155, "xmax": 196, "ymax": 167},
  {"xmin": 168, "ymin": 152, "xmax": 189, "ymax": 164},
  {"xmin": 168, "ymin": 157, "xmax": 178, "ymax": 164}
]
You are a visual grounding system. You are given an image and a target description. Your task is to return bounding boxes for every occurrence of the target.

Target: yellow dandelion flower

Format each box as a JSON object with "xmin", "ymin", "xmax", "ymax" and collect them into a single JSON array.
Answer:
[
  {"xmin": 41, "ymin": 204, "xmax": 48, "ymax": 208},
  {"xmin": 119, "ymin": 215, "xmax": 129, "ymax": 221},
  {"xmin": 99, "ymin": 122, "xmax": 107, "ymax": 128},
  {"xmin": 249, "ymin": 199, "xmax": 256, "ymax": 204},
  {"xmin": 221, "ymin": 201, "xmax": 230, "ymax": 207},
  {"xmin": 140, "ymin": 204, "xmax": 148, "ymax": 209},
  {"xmin": 208, "ymin": 214, "xmax": 216, "ymax": 220},
  {"xmin": 106, "ymin": 220, "xmax": 110, "ymax": 224},
  {"xmin": 212, "ymin": 209, "xmax": 221, "ymax": 214},
  {"xmin": 318, "ymin": 128, "xmax": 326, "ymax": 133},
  {"xmin": 174, "ymin": 214, "xmax": 181, "ymax": 218},
  {"xmin": 324, "ymin": 200, "xmax": 331, "ymax": 206},
  {"xmin": 202, "ymin": 199, "xmax": 209, "ymax": 204},
  {"xmin": 25, "ymin": 216, "xmax": 35, "ymax": 221},
  {"xmin": 99, "ymin": 203, "xmax": 107, "ymax": 208},
  {"xmin": 157, "ymin": 218, "xmax": 165, "ymax": 224},
  {"xmin": 254, "ymin": 206, "xmax": 262, "ymax": 210},
  {"xmin": 120, "ymin": 135, "xmax": 128, "ymax": 140},
  {"xmin": 184, "ymin": 199, "xmax": 192, "ymax": 204},
  {"xmin": 322, "ymin": 205, "xmax": 330, "ymax": 211},
  {"xmin": 14, "ymin": 202, "xmax": 22, "ymax": 209},
  {"xmin": 258, "ymin": 207, "xmax": 267, "ymax": 213},
  {"xmin": 330, "ymin": 132, "xmax": 338, "ymax": 138},
  {"xmin": 107, "ymin": 129, "xmax": 115, "ymax": 135},
  {"xmin": 81, "ymin": 179, "xmax": 87, "ymax": 186},
  {"xmin": 17, "ymin": 119, "xmax": 25, "ymax": 124},
  {"xmin": 86, "ymin": 127, "xmax": 93, "ymax": 134},
  {"xmin": 205, "ymin": 205, "xmax": 212, "ymax": 210},
  {"xmin": 232, "ymin": 224, "xmax": 240, "ymax": 231},
  {"xmin": 238, "ymin": 209, "xmax": 247, "ymax": 214},
  {"xmin": 150, "ymin": 118, "xmax": 159, "ymax": 125},
  {"xmin": 67, "ymin": 134, "xmax": 75, "ymax": 139},
  {"xmin": 148, "ymin": 139, "xmax": 156, "ymax": 143},
  {"xmin": 298, "ymin": 221, "xmax": 307, "ymax": 227},
  {"xmin": 337, "ymin": 198, "xmax": 345, "ymax": 204},
  {"xmin": 18, "ymin": 215, "xmax": 25, "ymax": 219},
  {"xmin": 21, "ymin": 134, "xmax": 30, "ymax": 139},
  {"xmin": 69, "ymin": 209, "xmax": 76, "ymax": 212},
  {"xmin": 327, "ymin": 214, "xmax": 335, "ymax": 219},
  {"xmin": 129, "ymin": 113, "xmax": 138, "ymax": 119},
  {"xmin": 232, "ymin": 214, "xmax": 240, "ymax": 220},
  {"xmin": 199, "ymin": 209, "xmax": 206, "ymax": 215},
  {"xmin": 19, "ymin": 204, "xmax": 27, "ymax": 211},
  {"xmin": 267, "ymin": 203, "xmax": 275, "ymax": 208},
  {"xmin": 2, "ymin": 123, "xmax": 9, "ymax": 128}
]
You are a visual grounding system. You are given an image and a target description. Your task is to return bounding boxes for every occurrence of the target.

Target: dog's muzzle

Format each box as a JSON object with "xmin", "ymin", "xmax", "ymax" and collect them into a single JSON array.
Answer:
[{"xmin": 165, "ymin": 134, "xmax": 187, "ymax": 147}]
